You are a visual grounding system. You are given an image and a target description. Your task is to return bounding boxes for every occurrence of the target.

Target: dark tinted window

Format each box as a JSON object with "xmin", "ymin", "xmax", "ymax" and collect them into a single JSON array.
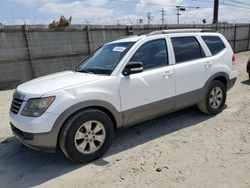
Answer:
[
  {"xmin": 202, "ymin": 36, "xmax": 225, "ymax": 55},
  {"xmin": 130, "ymin": 39, "xmax": 168, "ymax": 70},
  {"xmin": 171, "ymin": 37, "xmax": 205, "ymax": 63}
]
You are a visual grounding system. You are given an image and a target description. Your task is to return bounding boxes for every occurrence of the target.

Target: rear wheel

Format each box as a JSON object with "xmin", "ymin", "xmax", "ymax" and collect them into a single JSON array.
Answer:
[
  {"xmin": 59, "ymin": 109, "xmax": 114, "ymax": 163},
  {"xmin": 198, "ymin": 80, "xmax": 226, "ymax": 115}
]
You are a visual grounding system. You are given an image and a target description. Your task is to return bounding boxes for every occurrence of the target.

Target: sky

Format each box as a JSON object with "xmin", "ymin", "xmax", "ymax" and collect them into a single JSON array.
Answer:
[{"xmin": 0, "ymin": 0, "xmax": 250, "ymax": 25}]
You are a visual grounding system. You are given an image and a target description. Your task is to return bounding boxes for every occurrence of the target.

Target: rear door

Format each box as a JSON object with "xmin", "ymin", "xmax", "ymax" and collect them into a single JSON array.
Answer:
[{"xmin": 170, "ymin": 35, "xmax": 212, "ymax": 108}]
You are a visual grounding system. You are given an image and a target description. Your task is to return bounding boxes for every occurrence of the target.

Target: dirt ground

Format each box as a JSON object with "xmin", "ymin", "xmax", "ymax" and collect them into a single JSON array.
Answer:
[{"xmin": 0, "ymin": 51, "xmax": 249, "ymax": 188}]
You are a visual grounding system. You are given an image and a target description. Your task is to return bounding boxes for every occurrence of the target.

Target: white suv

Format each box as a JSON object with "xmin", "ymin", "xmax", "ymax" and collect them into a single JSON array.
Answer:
[{"xmin": 10, "ymin": 29, "xmax": 237, "ymax": 163}]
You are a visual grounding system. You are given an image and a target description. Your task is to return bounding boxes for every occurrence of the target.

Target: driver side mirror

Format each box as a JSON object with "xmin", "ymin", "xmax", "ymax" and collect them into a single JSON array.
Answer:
[{"xmin": 122, "ymin": 62, "xmax": 143, "ymax": 76}]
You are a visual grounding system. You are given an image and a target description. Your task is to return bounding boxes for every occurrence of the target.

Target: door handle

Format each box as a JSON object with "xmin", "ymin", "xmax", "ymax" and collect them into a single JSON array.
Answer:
[
  {"xmin": 205, "ymin": 61, "xmax": 213, "ymax": 67},
  {"xmin": 163, "ymin": 71, "xmax": 174, "ymax": 78},
  {"xmin": 206, "ymin": 61, "xmax": 213, "ymax": 65}
]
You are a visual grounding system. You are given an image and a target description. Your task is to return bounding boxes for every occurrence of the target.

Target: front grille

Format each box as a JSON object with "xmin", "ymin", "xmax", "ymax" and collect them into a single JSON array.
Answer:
[{"xmin": 10, "ymin": 97, "xmax": 24, "ymax": 114}]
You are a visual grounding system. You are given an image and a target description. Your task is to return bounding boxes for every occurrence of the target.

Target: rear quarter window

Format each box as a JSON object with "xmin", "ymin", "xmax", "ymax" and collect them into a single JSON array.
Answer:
[
  {"xmin": 171, "ymin": 36, "xmax": 205, "ymax": 63},
  {"xmin": 202, "ymin": 36, "xmax": 225, "ymax": 55}
]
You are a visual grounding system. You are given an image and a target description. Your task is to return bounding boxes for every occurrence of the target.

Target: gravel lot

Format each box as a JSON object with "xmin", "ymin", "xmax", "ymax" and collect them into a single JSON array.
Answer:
[{"xmin": 0, "ymin": 51, "xmax": 249, "ymax": 188}]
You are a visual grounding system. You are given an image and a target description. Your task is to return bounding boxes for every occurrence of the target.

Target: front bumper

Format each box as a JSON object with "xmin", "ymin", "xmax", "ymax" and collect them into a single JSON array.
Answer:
[
  {"xmin": 9, "ymin": 110, "xmax": 59, "ymax": 133},
  {"xmin": 10, "ymin": 123, "xmax": 57, "ymax": 152}
]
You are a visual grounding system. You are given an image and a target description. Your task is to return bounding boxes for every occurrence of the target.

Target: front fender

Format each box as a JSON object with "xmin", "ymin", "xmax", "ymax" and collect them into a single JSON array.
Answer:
[{"xmin": 46, "ymin": 99, "xmax": 123, "ymax": 149}]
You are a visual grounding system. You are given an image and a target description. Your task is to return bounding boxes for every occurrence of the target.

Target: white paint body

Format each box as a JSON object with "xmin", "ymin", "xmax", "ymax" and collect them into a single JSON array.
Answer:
[{"xmin": 10, "ymin": 32, "xmax": 237, "ymax": 134}]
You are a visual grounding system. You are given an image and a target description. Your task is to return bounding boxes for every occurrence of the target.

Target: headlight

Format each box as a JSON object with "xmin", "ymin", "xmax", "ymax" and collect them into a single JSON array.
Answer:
[{"xmin": 21, "ymin": 96, "xmax": 55, "ymax": 117}]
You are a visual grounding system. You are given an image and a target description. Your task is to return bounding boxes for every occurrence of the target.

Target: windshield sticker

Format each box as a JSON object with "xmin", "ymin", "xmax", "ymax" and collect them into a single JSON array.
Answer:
[{"xmin": 112, "ymin": 46, "xmax": 126, "ymax": 52}]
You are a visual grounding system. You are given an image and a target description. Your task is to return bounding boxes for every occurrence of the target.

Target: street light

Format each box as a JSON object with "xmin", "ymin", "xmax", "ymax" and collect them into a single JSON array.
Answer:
[{"xmin": 176, "ymin": 6, "xmax": 199, "ymax": 24}]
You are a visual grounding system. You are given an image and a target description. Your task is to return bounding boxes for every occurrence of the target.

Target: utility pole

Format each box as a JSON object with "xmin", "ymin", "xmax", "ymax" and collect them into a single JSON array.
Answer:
[
  {"xmin": 213, "ymin": 0, "xmax": 219, "ymax": 24},
  {"xmin": 147, "ymin": 12, "xmax": 151, "ymax": 24},
  {"xmin": 160, "ymin": 8, "xmax": 166, "ymax": 25}
]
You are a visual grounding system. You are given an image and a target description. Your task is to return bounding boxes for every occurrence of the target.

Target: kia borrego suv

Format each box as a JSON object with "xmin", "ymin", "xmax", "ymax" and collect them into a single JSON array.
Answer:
[{"xmin": 10, "ymin": 29, "xmax": 237, "ymax": 163}]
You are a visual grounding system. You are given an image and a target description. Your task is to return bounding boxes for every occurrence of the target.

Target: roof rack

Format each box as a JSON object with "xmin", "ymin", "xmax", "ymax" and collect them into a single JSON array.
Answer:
[
  {"xmin": 117, "ymin": 35, "xmax": 138, "ymax": 40},
  {"xmin": 146, "ymin": 29, "xmax": 216, "ymax": 36}
]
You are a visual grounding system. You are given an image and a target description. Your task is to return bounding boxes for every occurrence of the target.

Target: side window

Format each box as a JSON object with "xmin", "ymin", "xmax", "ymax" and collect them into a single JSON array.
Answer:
[
  {"xmin": 130, "ymin": 39, "xmax": 168, "ymax": 70},
  {"xmin": 202, "ymin": 36, "xmax": 225, "ymax": 55},
  {"xmin": 171, "ymin": 37, "xmax": 205, "ymax": 63}
]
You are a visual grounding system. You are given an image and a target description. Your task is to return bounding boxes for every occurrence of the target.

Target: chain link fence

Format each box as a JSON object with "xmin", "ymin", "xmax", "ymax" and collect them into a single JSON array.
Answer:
[{"xmin": 0, "ymin": 23, "xmax": 250, "ymax": 90}]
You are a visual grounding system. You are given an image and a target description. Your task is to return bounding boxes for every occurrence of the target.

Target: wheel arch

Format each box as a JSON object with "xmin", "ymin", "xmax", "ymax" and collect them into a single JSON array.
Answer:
[
  {"xmin": 204, "ymin": 72, "xmax": 229, "ymax": 92},
  {"xmin": 213, "ymin": 76, "xmax": 228, "ymax": 88},
  {"xmin": 49, "ymin": 100, "xmax": 122, "ymax": 149}
]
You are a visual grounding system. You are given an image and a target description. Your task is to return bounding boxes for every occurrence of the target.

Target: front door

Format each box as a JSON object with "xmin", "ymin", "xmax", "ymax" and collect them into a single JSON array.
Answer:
[{"xmin": 119, "ymin": 38, "xmax": 175, "ymax": 126}]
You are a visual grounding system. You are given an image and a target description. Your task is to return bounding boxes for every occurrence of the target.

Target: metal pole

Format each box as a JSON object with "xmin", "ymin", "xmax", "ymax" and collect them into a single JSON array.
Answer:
[
  {"xmin": 247, "ymin": 23, "xmax": 250, "ymax": 51},
  {"xmin": 233, "ymin": 24, "xmax": 237, "ymax": 52},
  {"xmin": 213, "ymin": 0, "xmax": 219, "ymax": 24},
  {"xmin": 177, "ymin": 9, "xmax": 180, "ymax": 24},
  {"xmin": 85, "ymin": 25, "xmax": 91, "ymax": 55},
  {"xmin": 22, "ymin": 25, "xmax": 35, "ymax": 78},
  {"xmin": 176, "ymin": 6, "xmax": 180, "ymax": 24}
]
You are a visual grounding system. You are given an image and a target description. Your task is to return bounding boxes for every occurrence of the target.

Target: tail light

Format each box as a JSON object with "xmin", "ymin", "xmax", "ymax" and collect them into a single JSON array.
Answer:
[{"xmin": 232, "ymin": 53, "xmax": 236, "ymax": 65}]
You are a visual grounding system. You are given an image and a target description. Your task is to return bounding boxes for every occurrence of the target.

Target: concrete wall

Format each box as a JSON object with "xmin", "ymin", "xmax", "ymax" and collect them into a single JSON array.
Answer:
[{"xmin": 0, "ymin": 23, "xmax": 250, "ymax": 90}]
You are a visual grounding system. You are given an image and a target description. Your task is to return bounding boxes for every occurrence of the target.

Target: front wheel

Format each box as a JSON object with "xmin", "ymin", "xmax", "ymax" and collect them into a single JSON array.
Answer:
[
  {"xmin": 198, "ymin": 80, "xmax": 227, "ymax": 115},
  {"xmin": 59, "ymin": 109, "xmax": 114, "ymax": 163}
]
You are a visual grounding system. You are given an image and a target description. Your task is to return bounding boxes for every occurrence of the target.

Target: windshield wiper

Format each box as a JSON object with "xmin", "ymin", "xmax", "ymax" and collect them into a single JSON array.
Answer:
[{"xmin": 77, "ymin": 68, "xmax": 95, "ymax": 74}]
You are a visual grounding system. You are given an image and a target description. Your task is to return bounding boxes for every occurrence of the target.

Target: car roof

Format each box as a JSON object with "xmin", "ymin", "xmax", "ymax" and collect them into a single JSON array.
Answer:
[
  {"xmin": 108, "ymin": 29, "xmax": 218, "ymax": 44},
  {"xmin": 108, "ymin": 35, "xmax": 146, "ymax": 44}
]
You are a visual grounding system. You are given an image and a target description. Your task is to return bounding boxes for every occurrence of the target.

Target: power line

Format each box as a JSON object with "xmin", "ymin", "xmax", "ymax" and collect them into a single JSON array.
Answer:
[
  {"xmin": 110, "ymin": 0, "xmax": 250, "ymax": 24},
  {"xmin": 226, "ymin": 0, "xmax": 250, "ymax": 6},
  {"xmin": 192, "ymin": 0, "xmax": 215, "ymax": 3},
  {"xmin": 222, "ymin": 2, "xmax": 250, "ymax": 9},
  {"xmin": 110, "ymin": 0, "xmax": 206, "ymax": 8},
  {"xmin": 193, "ymin": 0, "xmax": 250, "ymax": 9},
  {"xmin": 109, "ymin": 0, "xmax": 176, "ymax": 7}
]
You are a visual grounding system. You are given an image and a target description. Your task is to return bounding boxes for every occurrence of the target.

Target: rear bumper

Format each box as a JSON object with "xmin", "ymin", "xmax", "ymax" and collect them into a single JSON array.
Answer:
[
  {"xmin": 227, "ymin": 77, "xmax": 237, "ymax": 91},
  {"xmin": 10, "ymin": 123, "xmax": 57, "ymax": 152}
]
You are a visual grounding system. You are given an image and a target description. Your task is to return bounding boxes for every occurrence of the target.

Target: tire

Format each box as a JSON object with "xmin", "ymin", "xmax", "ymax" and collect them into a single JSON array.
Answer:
[
  {"xmin": 59, "ymin": 109, "xmax": 114, "ymax": 163},
  {"xmin": 248, "ymin": 73, "xmax": 250, "ymax": 80},
  {"xmin": 198, "ymin": 80, "xmax": 227, "ymax": 115}
]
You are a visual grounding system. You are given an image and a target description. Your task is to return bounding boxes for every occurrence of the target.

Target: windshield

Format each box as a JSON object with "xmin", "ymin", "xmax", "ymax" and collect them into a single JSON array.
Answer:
[{"xmin": 76, "ymin": 42, "xmax": 135, "ymax": 75}]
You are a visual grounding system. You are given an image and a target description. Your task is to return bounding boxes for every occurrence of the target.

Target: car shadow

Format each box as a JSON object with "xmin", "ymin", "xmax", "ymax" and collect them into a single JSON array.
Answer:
[
  {"xmin": 241, "ymin": 79, "xmax": 250, "ymax": 85},
  {"xmin": 0, "ymin": 106, "xmax": 212, "ymax": 187}
]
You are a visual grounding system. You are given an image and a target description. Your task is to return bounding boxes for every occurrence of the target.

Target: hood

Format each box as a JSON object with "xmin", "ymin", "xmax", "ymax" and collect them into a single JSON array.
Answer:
[{"xmin": 17, "ymin": 71, "xmax": 105, "ymax": 98}]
